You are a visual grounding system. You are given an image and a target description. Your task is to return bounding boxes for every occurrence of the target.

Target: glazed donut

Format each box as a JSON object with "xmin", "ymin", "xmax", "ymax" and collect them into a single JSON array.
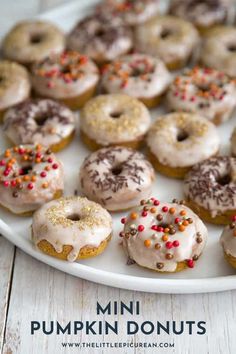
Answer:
[
  {"xmin": 3, "ymin": 99, "xmax": 76, "ymax": 153},
  {"xmin": 31, "ymin": 51, "xmax": 99, "ymax": 110},
  {"xmin": 101, "ymin": 53, "xmax": 171, "ymax": 108},
  {"xmin": 220, "ymin": 216, "xmax": 236, "ymax": 268},
  {"xmin": 200, "ymin": 26, "xmax": 236, "ymax": 77},
  {"xmin": 166, "ymin": 66, "xmax": 236, "ymax": 125},
  {"xmin": 135, "ymin": 15, "xmax": 200, "ymax": 70},
  {"xmin": 0, "ymin": 61, "xmax": 31, "ymax": 121},
  {"xmin": 120, "ymin": 198, "xmax": 208, "ymax": 273},
  {"xmin": 184, "ymin": 156, "xmax": 236, "ymax": 225},
  {"xmin": 32, "ymin": 196, "xmax": 112, "ymax": 262},
  {"xmin": 67, "ymin": 14, "xmax": 133, "ymax": 65},
  {"xmin": 0, "ymin": 145, "xmax": 64, "ymax": 215},
  {"xmin": 169, "ymin": 0, "xmax": 230, "ymax": 33},
  {"xmin": 146, "ymin": 112, "xmax": 220, "ymax": 179},
  {"xmin": 79, "ymin": 147, "xmax": 155, "ymax": 211},
  {"xmin": 231, "ymin": 127, "xmax": 236, "ymax": 156},
  {"xmin": 80, "ymin": 94, "xmax": 151, "ymax": 150},
  {"xmin": 96, "ymin": 0, "xmax": 161, "ymax": 26},
  {"xmin": 2, "ymin": 21, "xmax": 65, "ymax": 66}
]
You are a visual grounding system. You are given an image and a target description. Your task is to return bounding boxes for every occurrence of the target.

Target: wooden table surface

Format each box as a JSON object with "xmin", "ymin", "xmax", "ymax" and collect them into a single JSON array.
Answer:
[{"xmin": 0, "ymin": 1, "xmax": 236, "ymax": 353}]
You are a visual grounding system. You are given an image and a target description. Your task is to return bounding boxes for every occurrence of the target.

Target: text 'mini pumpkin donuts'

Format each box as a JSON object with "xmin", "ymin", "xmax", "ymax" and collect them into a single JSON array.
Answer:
[
  {"xmin": 101, "ymin": 53, "xmax": 171, "ymax": 108},
  {"xmin": 31, "ymin": 51, "xmax": 99, "ymax": 110},
  {"xmin": 80, "ymin": 94, "xmax": 151, "ymax": 150},
  {"xmin": 220, "ymin": 216, "xmax": 236, "ymax": 268},
  {"xmin": 0, "ymin": 145, "xmax": 64, "ymax": 215},
  {"xmin": 79, "ymin": 147, "xmax": 155, "ymax": 212},
  {"xmin": 146, "ymin": 112, "xmax": 220, "ymax": 179},
  {"xmin": 120, "ymin": 198, "xmax": 208, "ymax": 273},
  {"xmin": 3, "ymin": 20, "xmax": 65, "ymax": 66},
  {"xmin": 135, "ymin": 15, "xmax": 200, "ymax": 70},
  {"xmin": 166, "ymin": 66, "xmax": 236, "ymax": 125},
  {"xmin": 3, "ymin": 99, "xmax": 76, "ymax": 153},
  {"xmin": 67, "ymin": 14, "xmax": 133, "ymax": 65},
  {"xmin": 32, "ymin": 196, "xmax": 112, "ymax": 262},
  {"xmin": 184, "ymin": 156, "xmax": 236, "ymax": 225}
]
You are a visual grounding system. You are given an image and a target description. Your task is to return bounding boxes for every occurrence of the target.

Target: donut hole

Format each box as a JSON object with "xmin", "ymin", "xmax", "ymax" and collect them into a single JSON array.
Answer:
[
  {"xmin": 34, "ymin": 113, "xmax": 50, "ymax": 126},
  {"xmin": 177, "ymin": 130, "xmax": 189, "ymax": 142},
  {"xmin": 20, "ymin": 165, "xmax": 33, "ymax": 175},
  {"xmin": 95, "ymin": 28, "xmax": 106, "ymax": 38},
  {"xmin": 160, "ymin": 28, "xmax": 173, "ymax": 40},
  {"xmin": 30, "ymin": 33, "xmax": 44, "ymax": 44},
  {"xmin": 216, "ymin": 174, "xmax": 231, "ymax": 186},
  {"xmin": 110, "ymin": 111, "xmax": 123, "ymax": 119},
  {"xmin": 67, "ymin": 214, "xmax": 81, "ymax": 221},
  {"xmin": 111, "ymin": 164, "xmax": 123, "ymax": 175}
]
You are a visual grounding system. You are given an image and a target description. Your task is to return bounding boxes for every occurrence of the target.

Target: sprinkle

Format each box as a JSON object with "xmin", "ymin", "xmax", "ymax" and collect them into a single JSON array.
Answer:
[
  {"xmin": 178, "ymin": 225, "xmax": 185, "ymax": 232},
  {"xmin": 180, "ymin": 210, "xmax": 186, "ymax": 216},
  {"xmin": 11, "ymin": 180, "xmax": 17, "ymax": 187},
  {"xmin": 173, "ymin": 240, "xmax": 180, "ymax": 247},
  {"xmin": 40, "ymin": 171, "xmax": 47, "ymax": 178},
  {"xmin": 12, "ymin": 191, "xmax": 18, "ymax": 198},
  {"xmin": 232, "ymin": 215, "xmax": 236, "ymax": 222},
  {"xmin": 121, "ymin": 217, "xmax": 126, "ymax": 224},
  {"xmin": 166, "ymin": 241, "xmax": 173, "ymax": 249},
  {"xmin": 162, "ymin": 235, "xmax": 168, "ymax": 242},
  {"xmin": 142, "ymin": 211, "xmax": 148, "ymax": 217},
  {"xmin": 169, "ymin": 207, "xmax": 176, "ymax": 214},
  {"xmin": 175, "ymin": 217, "xmax": 181, "ymax": 224},
  {"xmin": 130, "ymin": 212, "xmax": 137, "ymax": 220},
  {"xmin": 156, "ymin": 262, "xmax": 164, "ymax": 269},
  {"xmin": 0, "ymin": 160, "xmax": 6, "ymax": 166},
  {"xmin": 187, "ymin": 259, "xmax": 194, "ymax": 268},
  {"xmin": 154, "ymin": 200, "xmax": 160, "ymax": 206},
  {"xmin": 150, "ymin": 207, "xmax": 156, "ymax": 213},
  {"xmin": 42, "ymin": 182, "xmax": 49, "ymax": 189},
  {"xmin": 166, "ymin": 253, "xmax": 173, "ymax": 260},
  {"xmin": 3, "ymin": 181, "xmax": 9, "ymax": 187},
  {"xmin": 27, "ymin": 182, "xmax": 34, "ymax": 190},
  {"xmin": 144, "ymin": 239, "xmax": 151, "ymax": 247},
  {"xmin": 52, "ymin": 163, "xmax": 59, "ymax": 169},
  {"xmin": 155, "ymin": 243, "xmax": 161, "ymax": 250},
  {"xmin": 151, "ymin": 225, "xmax": 158, "ymax": 231},
  {"xmin": 156, "ymin": 214, "xmax": 163, "ymax": 221},
  {"xmin": 162, "ymin": 206, "xmax": 168, "ymax": 212},
  {"xmin": 138, "ymin": 225, "xmax": 145, "ymax": 232}
]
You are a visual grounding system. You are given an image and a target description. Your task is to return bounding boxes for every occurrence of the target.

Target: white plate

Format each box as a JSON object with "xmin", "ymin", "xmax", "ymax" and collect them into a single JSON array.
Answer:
[{"xmin": 0, "ymin": 0, "xmax": 236, "ymax": 294}]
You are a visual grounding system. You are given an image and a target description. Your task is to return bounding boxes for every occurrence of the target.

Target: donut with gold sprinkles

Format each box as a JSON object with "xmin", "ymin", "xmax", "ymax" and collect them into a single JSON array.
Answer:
[
  {"xmin": 220, "ymin": 215, "xmax": 236, "ymax": 268},
  {"xmin": 32, "ymin": 196, "xmax": 112, "ymax": 262},
  {"xmin": 120, "ymin": 198, "xmax": 208, "ymax": 273},
  {"xmin": 166, "ymin": 66, "xmax": 236, "ymax": 125},
  {"xmin": 0, "ymin": 145, "xmax": 64, "ymax": 215}
]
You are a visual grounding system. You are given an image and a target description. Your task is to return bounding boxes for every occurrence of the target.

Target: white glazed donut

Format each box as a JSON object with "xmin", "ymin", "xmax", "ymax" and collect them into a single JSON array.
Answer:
[
  {"xmin": 3, "ymin": 99, "xmax": 76, "ymax": 152},
  {"xmin": 67, "ymin": 14, "xmax": 133, "ymax": 64},
  {"xmin": 135, "ymin": 15, "xmax": 200, "ymax": 70},
  {"xmin": 166, "ymin": 66, "xmax": 236, "ymax": 125},
  {"xmin": 200, "ymin": 26, "xmax": 236, "ymax": 78},
  {"xmin": 101, "ymin": 53, "xmax": 171, "ymax": 108},
  {"xmin": 121, "ymin": 198, "xmax": 208, "ymax": 272},
  {"xmin": 80, "ymin": 94, "xmax": 151, "ymax": 150},
  {"xmin": 32, "ymin": 196, "xmax": 113, "ymax": 262},
  {"xmin": 79, "ymin": 147, "xmax": 155, "ymax": 211},
  {"xmin": 170, "ymin": 0, "xmax": 230, "ymax": 30},
  {"xmin": 31, "ymin": 51, "xmax": 99, "ymax": 110},
  {"xmin": 96, "ymin": 0, "xmax": 161, "ymax": 26},
  {"xmin": 0, "ymin": 61, "xmax": 31, "ymax": 117},
  {"xmin": 3, "ymin": 21, "xmax": 65, "ymax": 65},
  {"xmin": 146, "ymin": 112, "xmax": 220, "ymax": 178},
  {"xmin": 0, "ymin": 145, "xmax": 64, "ymax": 215},
  {"xmin": 220, "ymin": 216, "xmax": 236, "ymax": 267},
  {"xmin": 231, "ymin": 127, "xmax": 236, "ymax": 157}
]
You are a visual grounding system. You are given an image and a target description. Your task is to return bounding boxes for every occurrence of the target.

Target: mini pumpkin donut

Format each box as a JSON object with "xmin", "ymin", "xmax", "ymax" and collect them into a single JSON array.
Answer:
[
  {"xmin": 67, "ymin": 14, "xmax": 133, "ymax": 65},
  {"xmin": 146, "ymin": 112, "xmax": 220, "ymax": 179},
  {"xmin": 166, "ymin": 66, "xmax": 236, "ymax": 125},
  {"xmin": 120, "ymin": 198, "xmax": 208, "ymax": 273},
  {"xmin": 2, "ymin": 20, "xmax": 65, "ymax": 66},
  {"xmin": 0, "ymin": 145, "xmax": 64, "ymax": 215},
  {"xmin": 31, "ymin": 51, "xmax": 99, "ymax": 110},
  {"xmin": 96, "ymin": 0, "xmax": 161, "ymax": 26},
  {"xmin": 169, "ymin": 0, "xmax": 231, "ymax": 33},
  {"xmin": 79, "ymin": 147, "xmax": 155, "ymax": 211},
  {"xmin": 3, "ymin": 99, "xmax": 76, "ymax": 153},
  {"xmin": 135, "ymin": 15, "xmax": 200, "ymax": 70},
  {"xmin": 32, "ymin": 196, "xmax": 112, "ymax": 262},
  {"xmin": 80, "ymin": 94, "xmax": 151, "ymax": 150},
  {"xmin": 220, "ymin": 216, "xmax": 236, "ymax": 268},
  {"xmin": 231, "ymin": 127, "xmax": 236, "ymax": 157},
  {"xmin": 200, "ymin": 26, "xmax": 236, "ymax": 78},
  {"xmin": 184, "ymin": 156, "xmax": 236, "ymax": 225},
  {"xmin": 101, "ymin": 53, "xmax": 171, "ymax": 108},
  {"xmin": 0, "ymin": 61, "xmax": 31, "ymax": 121}
]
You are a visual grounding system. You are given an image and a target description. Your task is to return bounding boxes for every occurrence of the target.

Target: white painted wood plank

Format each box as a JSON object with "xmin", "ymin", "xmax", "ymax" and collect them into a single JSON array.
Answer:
[{"xmin": 0, "ymin": 237, "xmax": 15, "ymax": 354}]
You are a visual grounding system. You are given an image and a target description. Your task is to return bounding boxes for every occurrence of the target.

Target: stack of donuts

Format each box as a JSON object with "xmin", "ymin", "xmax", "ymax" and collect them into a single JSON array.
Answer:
[{"xmin": 0, "ymin": 0, "xmax": 236, "ymax": 273}]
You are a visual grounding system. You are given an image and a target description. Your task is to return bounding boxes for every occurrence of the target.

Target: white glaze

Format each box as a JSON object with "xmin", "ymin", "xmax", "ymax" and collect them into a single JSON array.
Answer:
[
  {"xmin": 0, "ymin": 145, "xmax": 64, "ymax": 214},
  {"xmin": 3, "ymin": 21, "xmax": 65, "ymax": 65},
  {"xmin": 79, "ymin": 147, "xmax": 155, "ymax": 211},
  {"xmin": 184, "ymin": 156, "xmax": 236, "ymax": 218},
  {"xmin": 31, "ymin": 51, "xmax": 99, "ymax": 99},
  {"xmin": 220, "ymin": 224, "xmax": 236, "ymax": 258},
  {"xmin": 3, "ymin": 99, "xmax": 76, "ymax": 147},
  {"xmin": 102, "ymin": 53, "xmax": 171, "ymax": 99},
  {"xmin": 146, "ymin": 112, "xmax": 220, "ymax": 168},
  {"xmin": 123, "ymin": 201, "xmax": 208, "ymax": 272},
  {"xmin": 32, "ymin": 196, "xmax": 113, "ymax": 262},
  {"xmin": 166, "ymin": 67, "xmax": 236, "ymax": 123},
  {"xmin": 200, "ymin": 26, "xmax": 236, "ymax": 78},
  {"xmin": 231, "ymin": 127, "xmax": 236, "ymax": 157},
  {"xmin": 135, "ymin": 15, "xmax": 200, "ymax": 68},
  {"xmin": 0, "ymin": 61, "xmax": 30, "ymax": 111},
  {"xmin": 80, "ymin": 94, "xmax": 151, "ymax": 145}
]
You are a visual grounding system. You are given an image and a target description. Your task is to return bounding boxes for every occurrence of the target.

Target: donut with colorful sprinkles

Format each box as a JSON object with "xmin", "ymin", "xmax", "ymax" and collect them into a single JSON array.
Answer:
[{"xmin": 220, "ymin": 215, "xmax": 236, "ymax": 268}]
